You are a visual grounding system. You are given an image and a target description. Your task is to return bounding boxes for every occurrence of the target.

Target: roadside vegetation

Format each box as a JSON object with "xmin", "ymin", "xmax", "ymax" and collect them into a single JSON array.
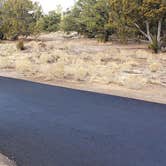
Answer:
[
  {"xmin": 0, "ymin": 0, "xmax": 165, "ymax": 94},
  {"xmin": 0, "ymin": 0, "xmax": 165, "ymax": 53},
  {"xmin": 62, "ymin": 0, "xmax": 166, "ymax": 53},
  {"xmin": 0, "ymin": 33, "xmax": 166, "ymax": 91}
]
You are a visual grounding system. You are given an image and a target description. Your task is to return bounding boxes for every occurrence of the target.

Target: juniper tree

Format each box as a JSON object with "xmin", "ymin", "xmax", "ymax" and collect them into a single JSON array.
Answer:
[{"xmin": 0, "ymin": 0, "xmax": 42, "ymax": 39}]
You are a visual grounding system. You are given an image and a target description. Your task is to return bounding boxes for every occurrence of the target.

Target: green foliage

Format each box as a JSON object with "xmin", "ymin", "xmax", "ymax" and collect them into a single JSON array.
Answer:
[
  {"xmin": 41, "ymin": 11, "xmax": 61, "ymax": 32},
  {"xmin": 16, "ymin": 40, "xmax": 25, "ymax": 50},
  {"xmin": 140, "ymin": 0, "xmax": 166, "ymax": 20},
  {"xmin": 148, "ymin": 36, "xmax": 159, "ymax": 53},
  {"xmin": 109, "ymin": 0, "xmax": 166, "ymax": 48},
  {"xmin": 109, "ymin": 0, "xmax": 138, "ymax": 43},
  {"xmin": 0, "ymin": 0, "xmax": 166, "ymax": 52},
  {"xmin": 62, "ymin": 0, "xmax": 166, "ymax": 49},
  {"xmin": 137, "ymin": 0, "xmax": 166, "ymax": 50},
  {"xmin": 62, "ymin": 0, "xmax": 112, "ymax": 42},
  {"xmin": 0, "ymin": 0, "xmax": 43, "ymax": 39},
  {"xmin": 61, "ymin": 7, "xmax": 81, "ymax": 33}
]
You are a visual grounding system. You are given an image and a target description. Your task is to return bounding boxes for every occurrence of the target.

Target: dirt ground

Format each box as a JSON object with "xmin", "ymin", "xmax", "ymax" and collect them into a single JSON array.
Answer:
[{"xmin": 0, "ymin": 32, "xmax": 166, "ymax": 104}]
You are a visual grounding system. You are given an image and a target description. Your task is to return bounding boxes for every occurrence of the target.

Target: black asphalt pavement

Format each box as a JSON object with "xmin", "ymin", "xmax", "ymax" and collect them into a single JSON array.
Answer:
[{"xmin": 0, "ymin": 77, "xmax": 166, "ymax": 166}]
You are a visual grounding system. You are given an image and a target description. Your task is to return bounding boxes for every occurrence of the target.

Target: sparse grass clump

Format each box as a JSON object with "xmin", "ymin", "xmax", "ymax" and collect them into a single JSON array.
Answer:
[
  {"xmin": 39, "ymin": 62, "xmax": 65, "ymax": 79},
  {"xmin": 148, "ymin": 36, "xmax": 160, "ymax": 54},
  {"xmin": 149, "ymin": 62, "xmax": 161, "ymax": 72},
  {"xmin": 39, "ymin": 54, "xmax": 55, "ymax": 64},
  {"xmin": 0, "ymin": 57, "xmax": 12, "ymax": 69},
  {"xmin": 15, "ymin": 58, "xmax": 33, "ymax": 73},
  {"xmin": 16, "ymin": 40, "xmax": 25, "ymax": 50},
  {"xmin": 147, "ymin": 56, "xmax": 161, "ymax": 73},
  {"xmin": 51, "ymin": 63, "xmax": 64, "ymax": 78},
  {"xmin": 74, "ymin": 66, "xmax": 89, "ymax": 81},
  {"xmin": 122, "ymin": 75, "xmax": 147, "ymax": 90}
]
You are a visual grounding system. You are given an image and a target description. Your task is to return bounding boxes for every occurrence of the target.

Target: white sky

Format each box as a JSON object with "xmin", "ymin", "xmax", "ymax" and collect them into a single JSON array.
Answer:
[{"xmin": 33, "ymin": 0, "xmax": 75, "ymax": 13}]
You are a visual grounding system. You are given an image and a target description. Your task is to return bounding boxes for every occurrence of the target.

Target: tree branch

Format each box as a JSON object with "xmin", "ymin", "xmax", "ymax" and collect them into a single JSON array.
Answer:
[
  {"xmin": 157, "ymin": 19, "xmax": 162, "ymax": 43},
  {"xmin": 134, "ymin": 23, "xmax": 149, "ymax": 39},
  {"xmin": 145, "ymin": 21, "xmax": 152, "ymax": 43}
]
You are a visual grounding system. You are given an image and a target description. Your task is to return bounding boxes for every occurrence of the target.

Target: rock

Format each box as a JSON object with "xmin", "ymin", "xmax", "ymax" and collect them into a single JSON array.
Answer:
[{"xmin": 161, "ymin": 46, "xmax": 166, "ymax": 53}]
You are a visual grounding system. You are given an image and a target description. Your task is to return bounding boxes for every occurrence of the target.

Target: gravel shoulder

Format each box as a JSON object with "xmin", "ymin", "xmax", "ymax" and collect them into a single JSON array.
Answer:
[{"xmin": 0, "ymin": 70, "xmax": 166, "ymax": 104}]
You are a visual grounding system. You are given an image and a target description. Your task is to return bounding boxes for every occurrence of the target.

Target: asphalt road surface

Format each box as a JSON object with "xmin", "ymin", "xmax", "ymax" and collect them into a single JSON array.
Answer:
[{"xmin": 0, "ymin": 77, "xmax": 166, "ymax": 166}]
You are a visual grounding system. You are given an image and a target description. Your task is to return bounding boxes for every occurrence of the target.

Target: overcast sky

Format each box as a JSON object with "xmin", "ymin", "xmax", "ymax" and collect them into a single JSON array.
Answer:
[{"xmin": 33, "ymin": 0, "xmax": 75, "ymax": 13}]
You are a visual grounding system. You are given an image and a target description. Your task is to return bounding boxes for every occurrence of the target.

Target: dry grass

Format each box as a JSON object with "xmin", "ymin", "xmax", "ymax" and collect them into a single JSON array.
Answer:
[
  {"xmin": 0, "ymin": 57, "xmax": 13, "ymax": 69},
  {"xmin": 39, "ymin": 62, "xmax": 64, "ymax": 79},
  {"xmin": 0, "ymin": 32, "xmax": 166, "ymax": 90},
  {"xmin": 15, "ymin": 58, "xmax": 35, "ymax": 73},
  {"xmin": 149, "ymin": 62, "xmax": 161, "ymax": 72},
  {"xmin": 135, "ymin": 49, "xmax": 151, "ymax": 59},
  {"xmin": 74, "ymin": 66, "xmax": 89, "ymax": 81},
  {"xmin": 122, "ymin": 75, "xmax": 147, "ymax": 90},
  {"xmin": 39, "ymin": 53, "xmax": 55, "ymax": 64}
]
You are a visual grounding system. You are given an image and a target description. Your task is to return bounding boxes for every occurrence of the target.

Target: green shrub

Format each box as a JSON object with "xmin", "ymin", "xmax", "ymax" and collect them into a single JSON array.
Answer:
[
  {"xmin": 148, "ymin": 36, "xmax": 160, "ymax": 53},
  {"xmin": 16, "ymin": 40, "xmax": 25, "ymax": 50}
]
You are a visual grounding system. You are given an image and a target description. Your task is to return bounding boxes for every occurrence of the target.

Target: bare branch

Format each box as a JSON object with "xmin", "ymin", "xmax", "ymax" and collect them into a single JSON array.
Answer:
[
  {"xmin": 134, "ymin": 23, "xmax": 149, "ymax": 39},
  {"xmin": 157, "ymin": 19, "xmax": 162, "ymax": 43}
]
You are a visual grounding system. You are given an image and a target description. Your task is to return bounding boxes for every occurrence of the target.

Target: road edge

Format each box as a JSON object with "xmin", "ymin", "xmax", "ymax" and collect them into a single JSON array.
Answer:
[
  {"xmin": 0, "ymin": 71, "xmax": 165, "ymax": 104},
  {"xmin": 0, "ymin": 153, "xmax": 16, "ymax": 166}
]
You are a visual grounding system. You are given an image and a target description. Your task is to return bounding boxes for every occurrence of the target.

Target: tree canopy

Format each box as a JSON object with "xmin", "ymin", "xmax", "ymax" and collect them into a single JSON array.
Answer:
[
  {"xmin": 41, "ymin": 11, "xmax": 61, "ymax": 32},
  {"xmin": 62, "ymin": 0, "xmax": 112, "ymax": 41},
  {"xmin": 62, "ymin": 0, "xmax": 166, "ymax": 51},
  {"xmin": 0, "ymin": 0, "xmax": 43, "ymax": 39},
  {"xmin": 0, "ymin": 0, "xmax": 165, "ymax": 52}
]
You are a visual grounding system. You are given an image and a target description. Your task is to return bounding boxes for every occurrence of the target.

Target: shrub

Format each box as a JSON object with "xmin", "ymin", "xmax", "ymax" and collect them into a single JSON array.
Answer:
[
  {"xmin": 39, "ymin": 54, "xmax": 55, "ymax": 64},
  {"xmin": 0, "ymin": 32, "xmax": 4, "ymax": 40},
  {"xmin": 51, "ymin": 63, "xmax": 64, "ymax": 78},
  {"xmin": 148, "ymin": 36, "xmax": 160, "ymax": 53},
  {"xmin": 15, "ymin": 58, "xmax": 33, "ymax": 73},
  {"xmin": 39, "ymin": 63, "xmax": 65, "ymax": 79},
  {"xmin": 122, "ymin": 75, "xmax": 147, "ymax": 90},
  {"xmin": 0, "ymin": 57, "xmax": 12, "ymax": 69},
  {"xmin": 161, "ymin": 37, "xmax": 166, "ymax": 52},
  {"xmin": 74, "ymin": 66, "xmax": 89, "ymax": 81},
  {"xmin": 149, "ymin": 62, "xmax": 161, "ymax": 72},
  {"xmin": 16, "ymin": 40, "xmax": 25, "ymax": 50}
]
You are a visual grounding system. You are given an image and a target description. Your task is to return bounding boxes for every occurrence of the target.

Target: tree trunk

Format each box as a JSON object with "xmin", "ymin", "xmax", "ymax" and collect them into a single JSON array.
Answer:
[
  {"xmin": 145, "ymin": 21, "xmax": 152, "ymax": 44},
  {"xmin": 134, "ymin": 23, "xmax": 150, "ymax": 42},
  {"xmin": 157, "ymin": 19, "xmax": 162, "ymax": 45},
  {"xmin": 134, "ymin": 20, "xmax": 163, "ymax": 53},
  {"xmin": 104, "ymin": 30, "xmax": 109, "ymax": 42}
]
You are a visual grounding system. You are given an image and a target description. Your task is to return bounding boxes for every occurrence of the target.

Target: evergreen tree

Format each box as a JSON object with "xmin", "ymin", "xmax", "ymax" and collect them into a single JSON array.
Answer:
[
  {"xmin": 62, "ymin": 0, "xmax": 112, "ymax": 41},
  {"xmin": 0, "ymin": 0, "xmax": 42, "ymax": 39},
  {"xmin": 41, "ymin": 11, "xmax": 61, "ymax": 32}
]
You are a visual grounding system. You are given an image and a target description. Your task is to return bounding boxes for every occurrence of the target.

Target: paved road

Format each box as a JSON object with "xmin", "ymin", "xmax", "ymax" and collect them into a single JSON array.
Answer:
[{"xmin": 0, "ymin": 77, "xmax": 166, "ymax": 166}]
